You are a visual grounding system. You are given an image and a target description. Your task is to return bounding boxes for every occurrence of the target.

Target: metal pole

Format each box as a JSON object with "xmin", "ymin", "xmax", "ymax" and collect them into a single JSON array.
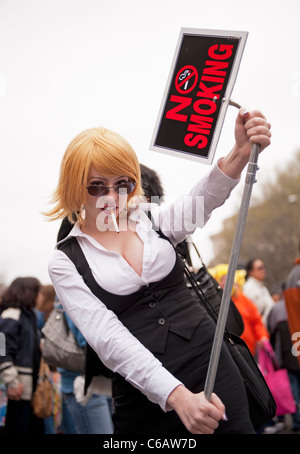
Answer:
[{"xmin": 204, "ymin": 141, "xmax": 260, "ymax": 400}]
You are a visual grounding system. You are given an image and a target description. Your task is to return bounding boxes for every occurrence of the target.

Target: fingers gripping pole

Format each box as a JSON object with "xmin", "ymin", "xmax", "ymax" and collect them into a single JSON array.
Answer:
[{"xmin": 204, "ymin": 140, "xmax": 260, "ymax": 401}]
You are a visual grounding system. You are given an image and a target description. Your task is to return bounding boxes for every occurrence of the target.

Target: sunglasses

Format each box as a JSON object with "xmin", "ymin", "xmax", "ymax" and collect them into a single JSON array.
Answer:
[{"xmin": 86, "ymin": 181, "xmax": 136, "ymax": 197}]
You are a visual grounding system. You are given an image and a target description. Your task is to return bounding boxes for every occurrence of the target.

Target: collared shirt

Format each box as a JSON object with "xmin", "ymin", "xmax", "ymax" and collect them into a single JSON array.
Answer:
[{"xmin": 48, "ymin": 162, "xmax": 238, "ymax": 411}]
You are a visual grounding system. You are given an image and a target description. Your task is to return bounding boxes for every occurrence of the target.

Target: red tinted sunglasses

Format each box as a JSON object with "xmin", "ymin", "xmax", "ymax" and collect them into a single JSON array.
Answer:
[{"xmin": 86, "ymin": 181, "xmax": 136, "ymax": 197}]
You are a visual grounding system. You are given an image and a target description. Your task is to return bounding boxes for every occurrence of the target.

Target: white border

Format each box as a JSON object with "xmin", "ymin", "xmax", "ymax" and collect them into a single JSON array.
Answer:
[{"xmin": 149, "ymin": 28, "xmax": 248, "ymax": 165}]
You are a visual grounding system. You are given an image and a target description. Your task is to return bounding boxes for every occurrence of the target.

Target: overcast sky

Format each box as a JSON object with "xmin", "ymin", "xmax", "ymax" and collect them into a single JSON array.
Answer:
[{"xmin": 0, "ymin": 0, "xmax": 299, "ymax": 286}]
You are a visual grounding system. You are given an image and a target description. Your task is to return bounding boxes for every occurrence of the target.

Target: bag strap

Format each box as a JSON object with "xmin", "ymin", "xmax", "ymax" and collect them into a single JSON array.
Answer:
[
  {"xmin": 57, "ymin": 237, "xmax": 115, "ymax": 383},
  {"xmin": 148, "ymin": 216, "xmax": 233, "ymax": 338},
  {"xmin": 38, "ymin": 358, "xmax": 50, "ymax": 377},
  {"xmin": 58, "ymin": 237, "xmax": 104, "ymax": 299},
  {"xmin": 183, "ymin": 256, "xmax": 238, "ymax": 344},
  {"xmin": 259, "ymin": 342, "xmax": 281, "ymax": 371},
  {"xmin": 182, "ymin": 261, "xmax": 218, "ymax": 323}
]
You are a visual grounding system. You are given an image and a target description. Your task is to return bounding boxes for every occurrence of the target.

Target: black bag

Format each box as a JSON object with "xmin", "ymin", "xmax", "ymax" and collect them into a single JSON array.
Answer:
[
  {"xmin": 184, "ymin": 264, "xmax": 276, "ymax": 431},
  {"xmin": 187, "ymin": 264, "xmax": 244, "ymax": 337},
  {"xmin": 174, "ymin": 238, "xmax": 244, "ymax": 336}
]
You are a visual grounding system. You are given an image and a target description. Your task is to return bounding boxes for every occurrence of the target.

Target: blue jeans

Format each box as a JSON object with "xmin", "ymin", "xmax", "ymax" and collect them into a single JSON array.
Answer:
[
  {"xmin": 288, "ymin": 369, "xmax": 300, "ymax": 430},
  {"xmin": 63, "ymin": 393, "xmax": 113, "ymax": 434},
  {"xmin": 59, "ymin": 398, "xmax": 77, "ymax": 434}
]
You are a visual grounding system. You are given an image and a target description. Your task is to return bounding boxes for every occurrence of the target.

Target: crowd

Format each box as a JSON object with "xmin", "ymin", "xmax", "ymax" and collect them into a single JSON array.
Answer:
[
  {"xmin": 0, "ymin": 278, "xmax": 113, "ymax": 434},
  {"xmin": 209, "ymin": 255, "xmax": 300, "ymax": 434},
  {"xmin": 0, "ymin": 107, "xmax": 299, "ymax": 435},
  {"xmin": 1, "ymin": 252, "xmax": 299, "ymax": 434}
]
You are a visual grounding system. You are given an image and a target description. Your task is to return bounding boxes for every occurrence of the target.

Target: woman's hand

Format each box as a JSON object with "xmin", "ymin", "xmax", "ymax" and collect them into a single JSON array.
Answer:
[
  {"xmin": 7, "ymin": 382, "xmax": 24, "ymax": 401},
  {"xmin": 219, "ymin": 108, "xmax": 271, "ymax": 179},
  {"xmin": 235, "ymin": 108, "xmax": 272, "ymax": 157},
  {"xmin": 167, "ymin": 385, "xmax": 226, "ymax": 434}
]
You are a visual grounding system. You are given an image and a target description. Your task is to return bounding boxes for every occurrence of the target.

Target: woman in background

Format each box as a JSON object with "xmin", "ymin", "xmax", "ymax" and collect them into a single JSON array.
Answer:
[{"xmin": 0, "ymin": 277, "xmax": 44, "ymax": 434}]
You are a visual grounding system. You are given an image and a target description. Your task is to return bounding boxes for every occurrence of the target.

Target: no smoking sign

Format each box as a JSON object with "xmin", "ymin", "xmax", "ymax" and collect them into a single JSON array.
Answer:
[
  {"xmin": 175, "ymin": 66, "xmax": 198, "ymax": 94},
  {"xmin": 150, "ymin": 28, "xmax": 248, "ymax": 165}
]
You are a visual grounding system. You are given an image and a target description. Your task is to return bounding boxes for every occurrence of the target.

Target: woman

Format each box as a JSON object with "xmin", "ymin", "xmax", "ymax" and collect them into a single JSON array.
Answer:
[
  {"xmin": 243, "ymin": 258, "xmax": 275, "ymax": 324},
  {"xmin": 46, "ymin": 108, "xmax": 271, "ymax": 434},
  {"xmin": 35, "ymin": 284, "xmax": 56, "ymax": 322},
  {"xmin": 0, "ymin": 277, "xmax": 44, "ymax": 434}
]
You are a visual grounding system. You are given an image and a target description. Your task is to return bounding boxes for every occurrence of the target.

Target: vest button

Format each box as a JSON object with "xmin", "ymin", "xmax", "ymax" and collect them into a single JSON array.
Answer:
[
  {"xmin": 149, "ymin": 302, "xmax": 157, "ymax": 308},
  {"xmin": 144, "ymin": 289, "xmax": 152, "ymax": 297},
  {"xmin": 158, "ymin": 318, "xmax": 166, "ymax": 325}
]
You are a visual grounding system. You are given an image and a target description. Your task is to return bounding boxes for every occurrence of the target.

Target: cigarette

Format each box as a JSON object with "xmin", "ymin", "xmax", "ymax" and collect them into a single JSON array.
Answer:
[{"xmin": 110, "ymin": 210, "xmax": 119, "ymax": 233}]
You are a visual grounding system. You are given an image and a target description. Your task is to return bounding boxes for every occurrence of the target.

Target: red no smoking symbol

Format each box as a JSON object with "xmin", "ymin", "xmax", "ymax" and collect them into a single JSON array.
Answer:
[{"xmin": 175, "ymin": 65, "xmax": 198, "ymax": 94}]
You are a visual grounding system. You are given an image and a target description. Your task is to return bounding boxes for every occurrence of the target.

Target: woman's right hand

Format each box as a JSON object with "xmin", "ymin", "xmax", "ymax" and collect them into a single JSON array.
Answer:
[
  {"xmin": 167, "ymin": 385, "xmax": 226, "ymax": 434},
  {"xmin": 7, "ymin": 382, "xmax": 24, "ymax": 401}
]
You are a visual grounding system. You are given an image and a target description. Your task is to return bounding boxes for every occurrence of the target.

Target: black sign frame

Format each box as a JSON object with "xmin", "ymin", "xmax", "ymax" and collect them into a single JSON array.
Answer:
[{"xmin": 150, "ymin": 28, "xmax": 248, "ymax": 165}]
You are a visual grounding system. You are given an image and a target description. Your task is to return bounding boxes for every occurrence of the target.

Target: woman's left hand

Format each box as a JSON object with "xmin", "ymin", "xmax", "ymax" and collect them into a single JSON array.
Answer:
[
  {"xmin": 235, "ymin": 108, "xmax": 272, "ymax": 158},
  {"xmin": 219, "ymin": 108, "xmax": 271, "ymax": 179}
]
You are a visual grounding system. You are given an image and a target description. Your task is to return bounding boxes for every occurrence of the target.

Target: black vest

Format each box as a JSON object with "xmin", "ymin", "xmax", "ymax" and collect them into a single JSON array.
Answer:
[{"xmin": 58, "ymin": 234, "xmax": 205, "ymax": 389}]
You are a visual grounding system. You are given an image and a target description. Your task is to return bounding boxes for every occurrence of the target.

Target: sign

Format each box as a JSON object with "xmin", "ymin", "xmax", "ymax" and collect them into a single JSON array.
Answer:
[{"xmin": 150, "ymin": 28, "xmax": 248, "ymax": 165}]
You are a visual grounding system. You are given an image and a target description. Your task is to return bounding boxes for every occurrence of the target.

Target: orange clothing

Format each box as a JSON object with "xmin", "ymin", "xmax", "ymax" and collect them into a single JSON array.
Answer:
[
  {"xmin": 232, "ymin": 291, "xmax": 269, "ymax": 355},
  {"xmin": 284, "ymin": 258, "xmax": 300, "ymax": 366}
]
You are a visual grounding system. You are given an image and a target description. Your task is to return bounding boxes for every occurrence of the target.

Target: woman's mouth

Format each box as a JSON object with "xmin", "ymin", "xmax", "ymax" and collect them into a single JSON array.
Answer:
[{"xmin": 100, "ymin": 203, "xmax": 118, "ymax": 214}]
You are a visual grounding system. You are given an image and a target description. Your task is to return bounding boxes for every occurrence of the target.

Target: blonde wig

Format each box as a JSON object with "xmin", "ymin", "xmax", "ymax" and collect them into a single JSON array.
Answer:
[{"xmin": 45, "ymin": 127, "xmax": 142, "ymax": 223}]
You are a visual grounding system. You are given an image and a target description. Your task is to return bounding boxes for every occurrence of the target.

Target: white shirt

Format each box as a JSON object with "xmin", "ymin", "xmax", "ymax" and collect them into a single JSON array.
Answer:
[
  {"xmin": 48, "ymin": 162, "xmax": 239, "ymax": 411},
  {"xmin": 243, "ymin": 276, "xmax": 274, "ymax": 324}
]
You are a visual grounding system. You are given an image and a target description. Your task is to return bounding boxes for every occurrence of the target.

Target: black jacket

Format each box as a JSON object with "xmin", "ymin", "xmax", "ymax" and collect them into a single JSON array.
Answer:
[{"xmin": 0, "ymin": 307, "xmax": 40, "ymax": 400}]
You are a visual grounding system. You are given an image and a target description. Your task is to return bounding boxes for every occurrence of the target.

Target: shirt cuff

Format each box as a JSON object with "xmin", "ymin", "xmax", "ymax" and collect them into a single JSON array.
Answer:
[
  {"xmin": 207, "ymin": 159, "xmax": 240, "ymax": 194},
  {"xmin": 0, "ymin": 362, "xmax": 19, "ymax": 386},
  {"xmin": 189, "ymin": 160, "xmax": 239, "ymax": 200},
  {"xmin": 145, "ymin": 367, "xmax": 183, "ymax": 412}
]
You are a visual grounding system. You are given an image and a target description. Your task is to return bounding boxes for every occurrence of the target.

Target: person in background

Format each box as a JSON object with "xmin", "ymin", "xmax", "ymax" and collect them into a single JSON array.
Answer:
[
  {"xmin": 36, "ymin": 285, "xmax": 56, "ymax": 323},
  {"xmin": 283, "ymin": 243, "xmax": 300, "ymax": 368},
  {"xmin": 211, "ymin": 264, "xmax": 269, "ymax": 357},
  {"xmin": 0, "ymin": 277, "xmax": 44, "ymax": 434},
  {"xmin": 35, "ymin": 284, "xmax": 60, "ymax": 434},
  {"xmin": 270, "ymin": 287, "xmax": 283, "ymax": 304},
  {"xmin": 140, "ymin": 163, "xmax": 164, "ymax": 204},
  {"xmin": 56, "ymin": 310, "xmax": 113, "ymax": 434},
  {"xmin": 243, "ymin": 259, "xmax": 274, "ymax": 325},
  {"xmin": 34, "ymin": 284, "xmax": 56, "ymax": 335},
  {"xmin": 267, "ymin": 285, "xmax": 300, "ymax": 433}
]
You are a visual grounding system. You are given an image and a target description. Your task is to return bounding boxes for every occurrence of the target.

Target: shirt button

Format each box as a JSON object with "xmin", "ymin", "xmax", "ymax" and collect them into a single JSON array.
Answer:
[
  {"xmin": 158, "ymin": 318, "xmax": 166, "ymax": 325},
  {"xmin": 149, "ymin": 302, "xmax": 157, "ymax": 308}
]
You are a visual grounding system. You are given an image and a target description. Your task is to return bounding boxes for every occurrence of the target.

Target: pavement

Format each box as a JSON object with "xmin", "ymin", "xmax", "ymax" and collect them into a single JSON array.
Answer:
[{"xmin": 262, "ymin": 414, "xmax": 300, "ymax": 434}]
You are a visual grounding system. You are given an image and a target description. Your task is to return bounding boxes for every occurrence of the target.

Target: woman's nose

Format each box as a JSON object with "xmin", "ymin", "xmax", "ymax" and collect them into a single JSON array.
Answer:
[
  {"xmin": 107, "ymin": 187, "xmax": 117, "ymax": 195},
  {"xmin": 106, "ymin": 188, "xmax": 119, "ymax": 203}
]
